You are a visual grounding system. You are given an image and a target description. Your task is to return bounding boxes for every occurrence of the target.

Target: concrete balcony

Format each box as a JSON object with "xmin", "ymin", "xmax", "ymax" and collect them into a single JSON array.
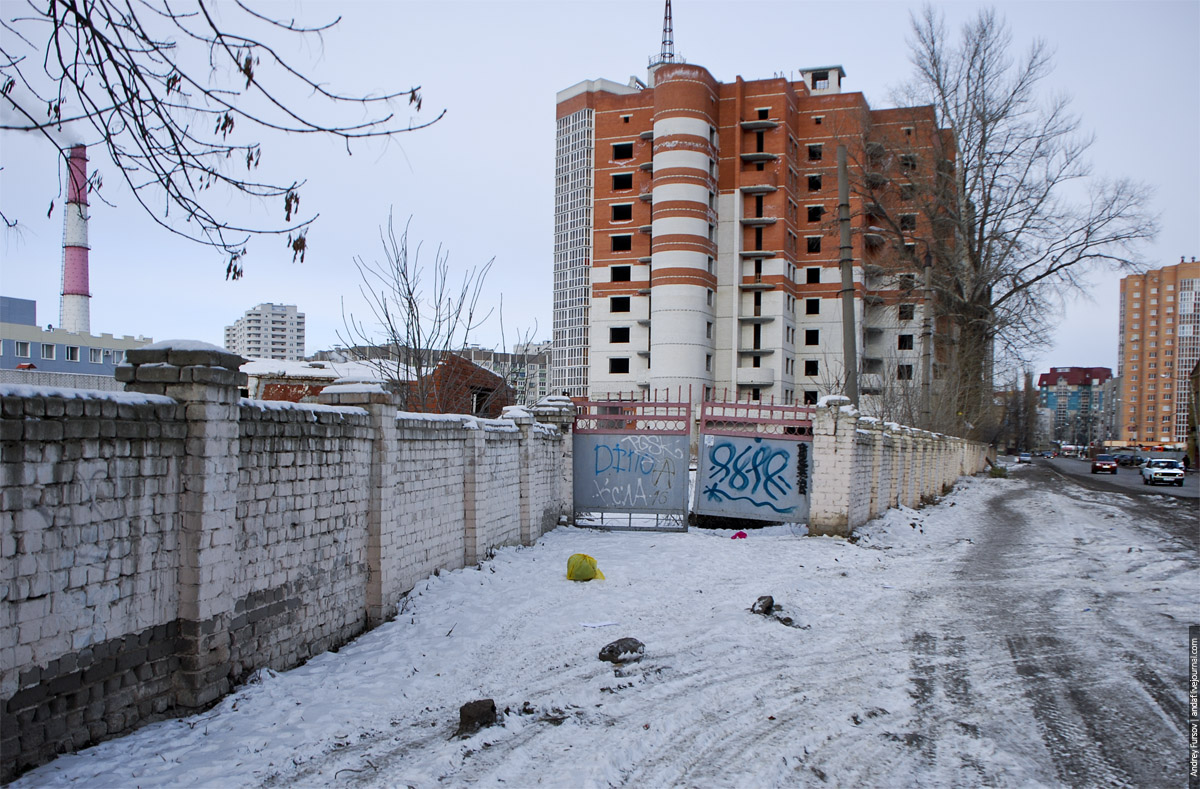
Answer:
[
  {"xmin": 739, "ymin": 171, "xmax": 779, "ymax": 193},
  {"xmin": 639, "ymin": 161, "xmax": 654, "ymax": 171},
  {"xmin": 738, "ymin": 249, "xmax": 778, "ymax": 259},
  {"xmin": 736, "ymin": 367, "xmax": 776, "ymax": 386},
  {"xmin": 740, "ymin": 216, "xmax": 778, "ymax": 227},
  {"xmin": 740, "ymin": 119, "xmax": 780, "ymax": 131},
  {"xmin": 639, "ymin": 130, "xmax": 654, "ymax": 140},
  {"xmin": 739, "ymin": 315, "xmax": 776, "ymax": 324},
  {"xmin": 737, "ymin": 348, "xmax": 776, "ymax": 357},
  {"xmin": 740, "ymin": 152, "xmax": 779, "ymax": 163}
]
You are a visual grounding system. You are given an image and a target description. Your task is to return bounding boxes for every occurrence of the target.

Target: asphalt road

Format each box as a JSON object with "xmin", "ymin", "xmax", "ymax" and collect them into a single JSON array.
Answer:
[{"xmin": 1031, "ymin": 456, "xmax": 1198, "ymax": 500}]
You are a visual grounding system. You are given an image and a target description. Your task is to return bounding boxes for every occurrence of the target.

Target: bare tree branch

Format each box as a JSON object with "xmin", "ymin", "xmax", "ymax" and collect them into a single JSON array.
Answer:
[{"xmin": 0, "ymin": 0, "xmax": 443, "ymax": 278}]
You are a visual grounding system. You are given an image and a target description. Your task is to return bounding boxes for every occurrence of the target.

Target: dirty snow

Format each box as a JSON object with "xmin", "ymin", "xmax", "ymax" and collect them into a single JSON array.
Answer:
[{"xmin": 14, "ymin": 472, "xmax": 1194, "ymax": 788}]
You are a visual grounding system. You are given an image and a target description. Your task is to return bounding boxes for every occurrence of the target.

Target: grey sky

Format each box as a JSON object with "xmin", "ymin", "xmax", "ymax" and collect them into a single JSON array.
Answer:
[{"xmin": 1, "ymin": 1, "xmax": 1196, "ymax": 377}]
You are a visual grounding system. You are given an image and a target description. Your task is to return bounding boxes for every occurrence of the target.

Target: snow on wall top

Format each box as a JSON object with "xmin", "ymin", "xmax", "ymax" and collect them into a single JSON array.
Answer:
[
  {"xmin": 139, "ymin": 339, "xmax": 227, "ymax": 352},
  {"xmin": 0, "ymin": 384, "xmax": 176, "ymax": 405},
  {"xmin": 241, "ymin": 398, "xmax": 368, "ymax": 418}
]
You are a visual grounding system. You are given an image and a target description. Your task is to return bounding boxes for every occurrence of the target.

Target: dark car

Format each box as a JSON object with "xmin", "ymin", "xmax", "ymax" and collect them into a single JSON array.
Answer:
[{"xmin": 1090, "ymin": 454, "xmax": 1118, "ymax": 474}]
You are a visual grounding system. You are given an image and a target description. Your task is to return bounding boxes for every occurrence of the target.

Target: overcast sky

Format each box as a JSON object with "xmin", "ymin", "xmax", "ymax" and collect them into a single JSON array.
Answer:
[{"xmin": 2, "ymin": 0, "xmax": 1197, "ymax": 377}]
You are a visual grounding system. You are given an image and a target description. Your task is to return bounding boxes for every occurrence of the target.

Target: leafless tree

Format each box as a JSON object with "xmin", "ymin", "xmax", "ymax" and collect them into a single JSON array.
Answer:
[
  {"xmin": 339, "ymin": 213, "xmax": 493, "ymax": 411},
  {"xmin": 858, "ymin": 6, "xmax": 1157, "ymax": 439},
  {"xmin": 0, "ymin": 0, "xmax": 442, "ymax": 278}
]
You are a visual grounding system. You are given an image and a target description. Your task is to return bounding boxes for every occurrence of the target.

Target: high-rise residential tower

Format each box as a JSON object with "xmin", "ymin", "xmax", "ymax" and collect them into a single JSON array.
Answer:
[
  {"xmin": 552, "ymin": 11, "xmax": 951, "ymax": 408},
  {"xmin": 224, "ymin": 303, "xmax": 306, "ymax": 360},
  {"xmin": 1117, "ymin": 257, "xmax": 1200, "ymax": 445}
]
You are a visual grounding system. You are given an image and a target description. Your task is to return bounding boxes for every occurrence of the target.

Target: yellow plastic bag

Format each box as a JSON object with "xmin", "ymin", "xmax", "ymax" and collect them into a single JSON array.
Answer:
[{"xmin": 566, "ymin": 553, "xmax": 605, "ymax": 582}]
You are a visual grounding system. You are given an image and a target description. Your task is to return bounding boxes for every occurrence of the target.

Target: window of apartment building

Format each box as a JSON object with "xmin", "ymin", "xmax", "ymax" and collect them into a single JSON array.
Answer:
[
  {"xmin": 750, "ymin": 388, "xmax": 761, "ymax": 401},
  {"xmin": 804, "ymin": 359, "xmax": 819, "ymax": 376},
  {"xmin": 899, "ymin": 154, "xmax": 918, "ymax": 171},
  {"xmin": 805, "ymin": 329, "xmax": 819, "ymax": 346},
  {"xmin": 611, "ymin": 234, "xmax": 632, "ymax": 252},
  {"xmin": 705, "ymin": 354, "xmax": 712, "ymax": 372},
  {"xmin": 898, "ymin": 304, "xmax": 915, "ymax": 320},
  {"xmin": 608, "ymin": 357, "xmax": 630, "ymax": 374},
  {"xmin": 897, "ymin": 365, "xmax": 914, "ymax": 380},
  {"xmin": 707, "ymin": 256, "xmax": 714, "ymax": 275},
  {"xmin": 15, "ymin": 341, "xmax": 30, "ymax": 358},
  {"xmin": 611, "ymin": 265, "xmax": 631, "ymax": 282},
  {"xmin": 621, "ymin": 114, "xmax": 632, "ymax": 124},
  {"xmin": 89, "ymin": 348, "xmax": 102, "ymax": 363},
  {"xmin": 610, "ymin": 296, "xmax": 631, "ymax": 313},
  {"xmin": 612, "ymin": 143, "xmax": 633, "ymax": 160},
  {"xmin": 41, "ymin": 343, "xmax": 55, "ymax": 360},
  {"xmin": 804, "ymin": 390, "xmax": 819, "ymax": 405},
  {"xmin": 899, "ymin": 273, "xmax": 916, "ymax": 290},
  {"xmin": 898, "ymin": 334, "xmax": 914, "ymax": 350},
  {"xmin": 757, "ymin": 108, "xmax": 770, "ymax": 120},
  {"xmin": 899, "ymin": 184, "xmax": 915, "ymax": 202},
  {"xmin": 899, "ymin": 214, "xmax": 917, "ymax": 231},
  {"xmin": 707, "ymin": 289, "xmax": 714, "ymax": 306},
  {"xmin": 808, "ymin": 174, "xmax": 822, "ymax": 192},
  {"xmin": 612, "ymin": 173, "xmax": 633, "ymax": 190},
  {"xmin": 807, "ymin": 205, "xmax": 824, "ymax": 223},
  {"xmin": 806, "ymin": 267, "xmax": 821, "ymax": 284},
  {"xmin": 806, "ymin": 298, "xmax": 820, "ymax": 315},
  {"xmin": 807, "ymin": 144, "xmax": 823, "ymax": 162},
  {"xmin": 611, "ymin": 203, "xmax": 633, "ymax": 221},
  {"xmin": 903, "ymin": 127, "xmax": 914, "ymax": 137},
  {"xmin": 609, "ymin": 327, "xmax": 630, "ymax": 344},
  {"xmin": 813, "ymin": 116, "xmax": 824, "ymax": 126},
  {"xmin": 706, "ymin": 321, "xmax": 713, "ymax": 339},
  {"xmin": 806, "ymin": 236, "xmax": 821, "ymax": 254},
  {"xmin": 65, "ymin": 345, "xmax": 80, "ymax": 362}
]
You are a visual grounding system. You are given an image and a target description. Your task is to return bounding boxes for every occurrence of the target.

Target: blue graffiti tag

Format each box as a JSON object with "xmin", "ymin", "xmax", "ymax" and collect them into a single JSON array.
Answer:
[
  {"xmin": 594, "ymin": 443, "xmax": 656, "ymax": 475},
  {"xmin": 703, "ymin": 438, "xmax": 795, "ymax": 512}
]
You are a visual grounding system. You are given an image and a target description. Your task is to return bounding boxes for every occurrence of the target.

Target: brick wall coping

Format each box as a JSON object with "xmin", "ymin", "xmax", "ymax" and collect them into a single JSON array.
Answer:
[
  {"xmin": 393, "ymin": 410, "xmax": 523, "ymax": 433},
  {"xmin": 0, "ymin": 383, "xmax": 175, "ymax": 405},
  {"xmin": 240, "ymin": 398, "xmax": 368, "ymax": 418}
]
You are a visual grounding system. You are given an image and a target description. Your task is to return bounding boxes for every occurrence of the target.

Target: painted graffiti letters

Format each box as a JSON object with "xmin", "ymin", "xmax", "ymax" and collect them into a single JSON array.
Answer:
[
  {"xmin": 695, "ymin": 435, "xmax": 812, "ymax": 522},
  {"xmin": 574, "ymin": 433, "xmax": 689, "ymax": 513}
]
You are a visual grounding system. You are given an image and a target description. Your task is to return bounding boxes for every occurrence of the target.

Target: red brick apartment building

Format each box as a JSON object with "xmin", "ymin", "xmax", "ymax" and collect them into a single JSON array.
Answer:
[{"xmin": 553, "ymin": 48, "xmax": 953, "ymax": 410}]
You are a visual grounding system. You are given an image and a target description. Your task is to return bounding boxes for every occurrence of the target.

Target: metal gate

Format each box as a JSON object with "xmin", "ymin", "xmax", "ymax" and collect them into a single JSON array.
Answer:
[
  {"xmin": 572, "ymin": 399, "xmax": 690, "ymax": 531},
  {"xmin": 694, "ymin": 400, "xmax": 814, "ymax": 523}
]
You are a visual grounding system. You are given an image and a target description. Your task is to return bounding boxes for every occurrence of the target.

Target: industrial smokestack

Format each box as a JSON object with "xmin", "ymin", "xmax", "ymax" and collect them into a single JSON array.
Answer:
[{"xmin": 59, "ymin": 144, "xmax": 90, "ymax": 334}]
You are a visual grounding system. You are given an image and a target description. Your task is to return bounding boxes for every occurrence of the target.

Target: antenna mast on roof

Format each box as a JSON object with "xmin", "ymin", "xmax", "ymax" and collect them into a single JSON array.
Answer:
[{"xmin": 660, "ymin": 0, "xmax": 675, "ymax": 63}]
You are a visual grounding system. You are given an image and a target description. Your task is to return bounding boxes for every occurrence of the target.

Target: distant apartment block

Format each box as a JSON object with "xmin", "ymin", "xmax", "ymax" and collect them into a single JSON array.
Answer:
[
  {"xmin": 1037, "ymin": 366, "xmax": 1113, "ymax": 445},
  {"xmin": 1117, "ymin": 257, "xmax": 1199, "ymax": 445},
  {"xmin": 224, "ymin": 303, "xmax": 305, "ymax": 361},
  {"xmin": 0, "ymin": 296, "xmax": 151, "ymax": 388}
]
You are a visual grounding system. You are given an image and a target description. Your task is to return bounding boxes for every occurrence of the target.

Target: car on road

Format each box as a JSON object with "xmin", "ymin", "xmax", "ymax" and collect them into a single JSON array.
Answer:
[
  {"xmin": 1141, "ymin": 459, "xmax": 1185, "ymax": 487},
  {"xmin": 1018, "ymin": 452, "xmax": 1032, "ymax": 463},
  {"xmin": 1090, "ymin": 454, "xmax": 1118, "ymax": 474}
]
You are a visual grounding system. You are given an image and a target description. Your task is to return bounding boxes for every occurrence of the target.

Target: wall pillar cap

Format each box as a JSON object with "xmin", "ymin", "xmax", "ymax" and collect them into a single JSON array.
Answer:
[{"xmin": 126, "ymin": 340, "xmax": 246, "ymax": 371}]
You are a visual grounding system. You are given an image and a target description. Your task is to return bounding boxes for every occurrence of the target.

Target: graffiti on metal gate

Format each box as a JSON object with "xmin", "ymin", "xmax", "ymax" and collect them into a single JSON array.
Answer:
[
  {"xmin": 573, "ymin": 433, "xmax": 689, "ymax": 513},
  {"xmin": 695, "ymin": 435, "xmax": 809, "ymax": 522}
]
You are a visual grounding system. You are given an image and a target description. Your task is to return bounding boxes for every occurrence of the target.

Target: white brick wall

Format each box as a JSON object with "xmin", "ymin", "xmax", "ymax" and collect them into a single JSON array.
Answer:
[{"xmin": 808, "ymin": 399, "xmax": 991, "ymax": 536}]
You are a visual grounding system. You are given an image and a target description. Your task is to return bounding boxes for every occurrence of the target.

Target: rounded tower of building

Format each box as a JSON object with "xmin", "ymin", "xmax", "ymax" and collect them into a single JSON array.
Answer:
[
  {"xmin": 59, "ymin": 144, "xmax": 91, "ymax": 334},
  {"xmin": 648, "ymin": 64, "xmax": 719, "ymax": 398}
]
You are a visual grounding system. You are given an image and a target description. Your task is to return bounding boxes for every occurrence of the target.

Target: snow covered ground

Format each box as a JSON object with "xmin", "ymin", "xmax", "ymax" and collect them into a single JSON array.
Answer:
[{"xmin": 14, "ymin": 466, "xmax": 1196, "ymax": 787}]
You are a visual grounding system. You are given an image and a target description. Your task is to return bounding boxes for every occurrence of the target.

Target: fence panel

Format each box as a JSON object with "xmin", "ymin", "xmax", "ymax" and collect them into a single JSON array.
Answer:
[
  {"xmin": 572, "ymin": 400, "xmax": 689, "ymax": 531},
  {"xmin": 694, "ymin": 401, "xmax": 814, "ymax": 523}
]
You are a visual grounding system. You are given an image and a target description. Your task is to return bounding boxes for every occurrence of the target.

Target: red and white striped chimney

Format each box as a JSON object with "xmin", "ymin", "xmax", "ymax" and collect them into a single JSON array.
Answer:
[{"xmin": 59, "ymin": 144, "xmax": 91, "ymax": 334}]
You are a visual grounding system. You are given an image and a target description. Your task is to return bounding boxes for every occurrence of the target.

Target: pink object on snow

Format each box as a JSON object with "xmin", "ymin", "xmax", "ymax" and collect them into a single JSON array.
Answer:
[{"xmin": 731, "ymin": 531, "xmax": 748, "ymax": 539}]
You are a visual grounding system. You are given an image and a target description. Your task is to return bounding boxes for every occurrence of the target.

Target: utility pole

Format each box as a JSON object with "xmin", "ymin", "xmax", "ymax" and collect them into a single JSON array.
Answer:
[
  {"xmin": 837, "ymin": 145, "xmax": 859, "ymax": 406},
  {"xmin": 920, "ymin": 251, "xmax": 933, "ymax": 428}
]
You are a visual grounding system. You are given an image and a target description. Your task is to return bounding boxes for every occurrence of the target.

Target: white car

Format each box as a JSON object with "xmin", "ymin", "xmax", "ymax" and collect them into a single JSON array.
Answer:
[{"xmin": 1141, "ymin": 459, "xmax": 1185, "ymax": 487}]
